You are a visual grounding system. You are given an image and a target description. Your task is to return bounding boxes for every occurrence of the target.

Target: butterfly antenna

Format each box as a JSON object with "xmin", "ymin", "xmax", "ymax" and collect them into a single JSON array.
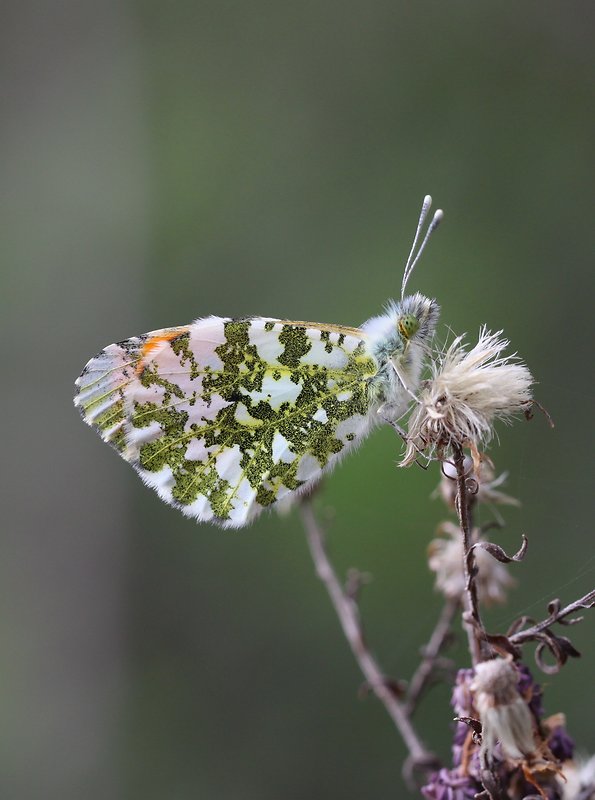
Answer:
[
  {"xmin": 401, "ymin": 195, "xmax": 444, "ymax": 299},
  {"xmin": 401, "ymin": 195, "xmax": 432, "ymax": 296}
]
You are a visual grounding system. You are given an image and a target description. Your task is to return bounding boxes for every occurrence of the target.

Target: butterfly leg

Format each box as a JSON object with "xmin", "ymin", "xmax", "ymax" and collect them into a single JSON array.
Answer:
[
  {"xmin": 377, "ymin": 403, "xmax": 431, "ymax": 470},
  {"xmin": 377, "ymin": 402, "xmax": 408, "ymax": 437}
]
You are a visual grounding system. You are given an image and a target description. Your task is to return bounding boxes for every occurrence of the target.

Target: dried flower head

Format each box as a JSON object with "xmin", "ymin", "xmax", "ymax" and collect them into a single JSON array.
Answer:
[
  {"xmin": 429, "ymin": 522, "xmax": 515, "ymax": 606},
  {"xmin": 447, "ymin": 665, "xmax": 574, "ymax": 799},
  {"xmin": 401, "ymin": 329, "xmax": 533, "ymax": 465},
  {"xmin": 471, "ymin": 658, "xmax": 537, "ymax": 762}
]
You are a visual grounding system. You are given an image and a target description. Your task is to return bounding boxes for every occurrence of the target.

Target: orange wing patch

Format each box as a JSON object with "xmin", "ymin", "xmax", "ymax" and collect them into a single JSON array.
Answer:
[{"xmin": 137, "ymin": 328, "xmax": 189, "ymax": 374}]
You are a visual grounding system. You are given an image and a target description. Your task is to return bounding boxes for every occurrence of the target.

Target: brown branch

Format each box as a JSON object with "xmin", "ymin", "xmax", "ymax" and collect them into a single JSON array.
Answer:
[
  {"xmin": 404, "ymin": 597, "xmax": 459, "ymax": 716},
  {"xmin": 509, "ymin": 590, "xmax": 595, "ymax": 646},
  {"xmin": 451, "ymin": 444, "xmax": 488, "ymax": 665},
  {"xmin": 299, "ymin": 500, "xmax": 439, "ymax": 780}
]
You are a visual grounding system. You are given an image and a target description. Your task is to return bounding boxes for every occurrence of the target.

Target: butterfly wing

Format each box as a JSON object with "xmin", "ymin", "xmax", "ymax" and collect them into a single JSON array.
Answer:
[{"xmin": 75, "ymin": 316, "xmax": 379, "ymax": 527}]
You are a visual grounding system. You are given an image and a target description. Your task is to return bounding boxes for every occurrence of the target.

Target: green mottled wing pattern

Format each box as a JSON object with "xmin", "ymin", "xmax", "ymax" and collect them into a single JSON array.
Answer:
[{"xmin": 75, "ymin": 316, "xmax": 379, "ymax": 527}]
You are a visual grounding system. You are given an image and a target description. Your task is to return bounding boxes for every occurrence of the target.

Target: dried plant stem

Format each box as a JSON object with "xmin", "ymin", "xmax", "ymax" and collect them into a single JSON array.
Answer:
[
  {"xmin": 452, "ymin": 444, "xmax": 487, "ymax": 665},
  {"xmin": 405, "ymin": 597, "xmax": 458, "ymax": 715},
  {"xmin": 509, "ymin": 589, "xmax": 595, "ymax": 646},
  {"xmin": 300, "ymin": 500, "xmax": 436, "ymax": 774}
]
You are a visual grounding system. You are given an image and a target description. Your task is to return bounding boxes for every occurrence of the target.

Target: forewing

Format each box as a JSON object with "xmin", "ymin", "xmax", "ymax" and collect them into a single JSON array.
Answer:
[{"xmin": 75, "ymin": 317, "xmax": 378, "ymax": 527}]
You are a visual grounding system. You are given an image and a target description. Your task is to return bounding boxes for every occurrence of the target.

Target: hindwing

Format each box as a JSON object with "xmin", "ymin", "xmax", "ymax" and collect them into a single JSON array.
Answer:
[{"xmin": 75, "ymin": 316, "xmax": 379, "ymax": 527}]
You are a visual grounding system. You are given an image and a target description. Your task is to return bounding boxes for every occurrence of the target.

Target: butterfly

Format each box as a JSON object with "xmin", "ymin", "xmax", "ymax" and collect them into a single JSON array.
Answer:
[{"xmin": 74, "ymin": 196, "xmax": 443, "ymax": 527}]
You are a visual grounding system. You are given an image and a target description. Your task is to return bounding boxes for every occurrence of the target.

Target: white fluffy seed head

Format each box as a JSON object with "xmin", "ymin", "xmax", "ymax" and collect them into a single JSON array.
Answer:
[
  {"xmin": 471, "ymin": 658, "xmax": 537, "ymax": 762},
  {"xmin": 401, "ymin": 328, "xmax": 533, "ymax": 465},
  {"xmin": 428, "ymin": 522, "xmax": 515, "ymax": 606}
]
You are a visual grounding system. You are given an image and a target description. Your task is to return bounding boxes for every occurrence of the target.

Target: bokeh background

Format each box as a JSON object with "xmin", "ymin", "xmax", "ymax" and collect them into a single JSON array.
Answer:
[{"xmin": 2, "ymin": 2, "xmax": 594, "ymax": 798}]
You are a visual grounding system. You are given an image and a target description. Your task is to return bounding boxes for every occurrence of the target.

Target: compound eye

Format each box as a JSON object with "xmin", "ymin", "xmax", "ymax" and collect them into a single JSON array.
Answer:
[{"xmin": 398, "ymin": 314, "xmax": 420, "ymax": 340}]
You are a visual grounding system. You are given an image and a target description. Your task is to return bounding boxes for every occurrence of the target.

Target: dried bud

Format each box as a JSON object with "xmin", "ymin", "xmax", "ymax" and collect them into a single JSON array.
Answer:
[
  {"xmin": 429, "ymin": 522, "xmax": 515, "ymax": 606},
  {"xmin": 471, "ymin": 658, "xmax": 537, "ymax": 762},
  {"xmin": 401, "ymin": 329, "xmax": 533, "ymax": 465}
]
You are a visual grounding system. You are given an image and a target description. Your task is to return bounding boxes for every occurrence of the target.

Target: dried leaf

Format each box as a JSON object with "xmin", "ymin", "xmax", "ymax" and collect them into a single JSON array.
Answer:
[
  {"xmin": 469, "ymin": 535, "xmax": 528, "ymax": 565},
  {"xmin": 534, "ymin": 631, "xmax": 581, "ymax": 674},
  {"xmin": 454, "ymin": 715, "xmax": 483, "ymax": 744}
]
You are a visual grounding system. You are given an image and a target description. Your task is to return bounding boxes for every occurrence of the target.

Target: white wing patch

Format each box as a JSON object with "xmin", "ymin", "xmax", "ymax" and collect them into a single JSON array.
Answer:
[{"xmin": 75, "ymin": 316, "xmax": 379, "ymax": 527}]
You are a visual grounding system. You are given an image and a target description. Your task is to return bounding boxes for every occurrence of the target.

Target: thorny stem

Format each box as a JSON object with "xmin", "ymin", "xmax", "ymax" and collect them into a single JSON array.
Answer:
[
  {"xmin": 404, "ymin": 597, "xmax": 459, "ymax": 716},
  {"xmin": 451, "ymin": 444, "xmax": 487, "ymax": 665},
  {"xmin": 300, "ymin": 500, "xmax": 438, "ymax": 778}
]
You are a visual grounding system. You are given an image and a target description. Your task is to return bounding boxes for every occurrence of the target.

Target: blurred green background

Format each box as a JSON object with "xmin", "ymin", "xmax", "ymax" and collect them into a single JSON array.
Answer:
[{"xmin": 2, "ymin": 2, "xmax": 594, "ymax": 798}]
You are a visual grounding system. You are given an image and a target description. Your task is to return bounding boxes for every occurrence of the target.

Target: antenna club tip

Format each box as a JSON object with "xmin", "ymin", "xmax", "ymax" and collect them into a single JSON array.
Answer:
[
  {"xmin": 434, "ymin": 209, "xmax": 444, "ymax": 223},
  {"xmin": 423, "ymin": 194, "xmax": 432, "ymax": 205}
]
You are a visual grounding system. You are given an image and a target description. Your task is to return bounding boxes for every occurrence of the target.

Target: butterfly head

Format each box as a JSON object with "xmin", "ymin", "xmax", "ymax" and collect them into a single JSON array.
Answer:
[
  {"xmin": 397, "ymin": 313, "xmax": 420, "ymax": 340},
  {"xmin": 396, "ymin": 292, "xmax": 440, "ymax": 349},
  {"xmin": 361, "ymin": 292, "xmax": 439, "ymax": 369}
]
